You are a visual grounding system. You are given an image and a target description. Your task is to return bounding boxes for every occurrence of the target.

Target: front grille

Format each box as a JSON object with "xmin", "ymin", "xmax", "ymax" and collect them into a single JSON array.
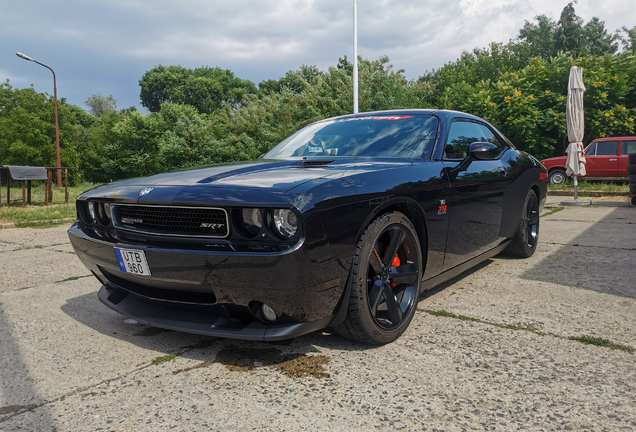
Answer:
[{"xmin": 113, "ymin": 204, "xmax": 229, "ymax": 238}]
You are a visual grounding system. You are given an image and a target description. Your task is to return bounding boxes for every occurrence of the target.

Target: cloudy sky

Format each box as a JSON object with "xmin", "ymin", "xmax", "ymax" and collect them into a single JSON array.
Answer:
[{"xmin": 2, "ymin": 0, "xmax": 634, "ymax": 112}]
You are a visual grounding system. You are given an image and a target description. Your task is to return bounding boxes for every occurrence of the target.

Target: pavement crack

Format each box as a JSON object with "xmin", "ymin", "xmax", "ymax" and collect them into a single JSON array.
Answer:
[
  {"xmin": 0, "ymin": 364, "xmax": 154, "ymax": 423},
  {"xmin": 542, "ymin": 241, "xmax": 636, "ymax": 251},
  {"xmin": 420, "ymin": 309, "xmax": 635, "ymax": 354}
]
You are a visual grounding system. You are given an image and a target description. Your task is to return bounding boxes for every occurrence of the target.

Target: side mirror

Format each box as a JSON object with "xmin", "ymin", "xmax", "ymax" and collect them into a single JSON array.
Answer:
[{"xmin": 467, "ymin": 142, "xmax": 500, "ymax": 160}]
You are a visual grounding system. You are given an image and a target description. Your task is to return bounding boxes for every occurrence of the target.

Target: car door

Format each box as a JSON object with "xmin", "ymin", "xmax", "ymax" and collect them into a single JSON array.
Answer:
[
  {"xmin": 619, "ymin": 139, "xmax": 636, "ymax": 176},
  {"xmin": 441, "ymin": 120, "xmax": 512, "ymax": 271},
  {"xmin": 585, "ymin": 140, "xmax": 619, "ymax": 177}
]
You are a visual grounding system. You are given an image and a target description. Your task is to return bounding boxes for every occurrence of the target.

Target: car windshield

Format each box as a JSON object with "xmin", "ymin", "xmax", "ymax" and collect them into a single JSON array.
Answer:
[{"xmin": 263, "ymin": 115, "xmax": 438, "ymax": 159}]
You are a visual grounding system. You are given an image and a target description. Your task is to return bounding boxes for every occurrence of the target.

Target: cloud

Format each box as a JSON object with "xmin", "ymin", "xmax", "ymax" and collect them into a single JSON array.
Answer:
[{"xmin": 2, "ymin": 0, "xmax": 635, "ymax": 110}]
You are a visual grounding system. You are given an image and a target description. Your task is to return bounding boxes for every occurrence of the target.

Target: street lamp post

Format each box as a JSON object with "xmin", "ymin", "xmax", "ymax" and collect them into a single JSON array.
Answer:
[
  {"xmin": 16, "ymin": 52, "xmax": 62, "ymax": 188},
  {"xmin": 353, "ymin": 0, "xmax": 358, "ymax": 114}
]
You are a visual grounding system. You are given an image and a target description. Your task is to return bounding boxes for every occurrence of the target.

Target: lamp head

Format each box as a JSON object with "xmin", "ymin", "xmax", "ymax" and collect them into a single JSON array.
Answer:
[{"xmin": 16, "ymin": 52, "xmax": 34, "ymax": 61}]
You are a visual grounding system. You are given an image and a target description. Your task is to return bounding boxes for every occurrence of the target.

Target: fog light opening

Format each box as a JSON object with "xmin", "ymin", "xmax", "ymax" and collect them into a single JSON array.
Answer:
[{"xmin": 261, "ymin": 303, "xmax": 277, "ymax": 322}]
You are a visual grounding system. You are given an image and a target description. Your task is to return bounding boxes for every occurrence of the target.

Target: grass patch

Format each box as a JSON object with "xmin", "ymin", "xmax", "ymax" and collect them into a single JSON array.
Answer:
[
  {"xmin": 56, "ymin": 275, "xmax": 91, "ymax": 283},
  {"xmin": 541, "ymin": 207, "xmax": 565, "ymax": 217},
  {"xmin": 152, "ymin": 354, "xmax": 177, "ymax": 365},
  {"xmin": 0, "ymin": 182, "xmax": 97, "ymax": 228},
  {"xmin": 423, "ymin": 309, "xmax": 634, "ymax": 354},
  {"xmin": 423, "ymin": 309, "xmax": 544, "ymax": 335},
  {"xmin": 425, "ymin": 309, "xmax": 480, "ymax": 322},
  {"xmin": 569, "ymin": 335, "xmax": 634, "ymax": 354},
  {"xmin": 548, "ymin": 181, "xmax": 629, "ymax": 193}
]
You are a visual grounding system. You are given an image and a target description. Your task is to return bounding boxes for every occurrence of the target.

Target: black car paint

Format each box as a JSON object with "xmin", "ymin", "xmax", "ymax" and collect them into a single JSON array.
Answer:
[{"xmin": 68, "ymin": 109, "xmax": 547, "ymax": 341}]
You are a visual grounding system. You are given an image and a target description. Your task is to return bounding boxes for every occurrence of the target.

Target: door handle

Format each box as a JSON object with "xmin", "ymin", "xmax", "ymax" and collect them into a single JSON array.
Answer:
[{"xmin": 609, "ymin": 159, "xmax": 617, "ymax": 162}]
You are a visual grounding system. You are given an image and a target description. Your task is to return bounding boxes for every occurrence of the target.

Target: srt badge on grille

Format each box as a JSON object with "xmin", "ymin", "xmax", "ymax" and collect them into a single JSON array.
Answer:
[
  {"xmin": 200, "ymin": 223, "xmax": 225, "ymax": 229},
  {"xmin": 139, "ymin": 187, "xmax": 154, "ymax": 196},
  {"xmin": 121, "ymin": 217, "xmax": 143, "ymax": 224}
]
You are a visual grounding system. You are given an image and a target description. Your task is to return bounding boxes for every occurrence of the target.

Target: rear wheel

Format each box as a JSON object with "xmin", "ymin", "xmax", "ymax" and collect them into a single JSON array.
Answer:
[
  {"xmin": 548, "ymin": 169, "xmax": 568, "ymax": 185},
  {"xmin": 334, "ymin": 212, "xmax": 422, "ymax": 345},
  {"xmin": 503, "ymin": 189, "xmax": 540, "ymax": 258}
]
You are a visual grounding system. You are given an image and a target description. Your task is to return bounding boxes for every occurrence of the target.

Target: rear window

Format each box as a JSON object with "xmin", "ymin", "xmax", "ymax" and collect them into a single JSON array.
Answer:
[
  {"xmin": 621, "ymin": 140, "xmax": 636, "ymax": 155},
  {"xmin": 264, "ymin": 115, "xmax": 438, "ymax": 159}
]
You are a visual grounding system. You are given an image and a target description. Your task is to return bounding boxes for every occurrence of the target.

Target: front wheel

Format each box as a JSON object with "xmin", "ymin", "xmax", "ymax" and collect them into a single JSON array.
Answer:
[
  {"xmin": 503, "ymin": 189, "xmax": 540, "ymax": 258},
  {"xmin": 334, "ymin": 211, "xmax": 423, "ymax": 345}
]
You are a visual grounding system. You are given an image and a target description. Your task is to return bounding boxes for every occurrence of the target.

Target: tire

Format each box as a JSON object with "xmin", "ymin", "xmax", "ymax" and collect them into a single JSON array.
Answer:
[
  {"xmin": 630, "ymin": 183, "xmax": 636, "ymax": 194},
  {"xmin": 627, "ymin": 164, "xmax": 636, "ymax": 175},
  {"xmin": 548, "ymin": 169, "xmax": 568, "ymax": 185},
  {"xmin": 629, "ymin": 174, "xmax": 636, "ymax": 183},
  {"xmin": 631, "ymin": 196, "xmax": 636, "ymax": 206},
  {"xmin": 333, "ymin": 211, "xmax": 423, "ymax": 345},
  {"xmin": 629, "ymin": 153, "xmax": 636, "ymax": 164},
  {"xmin": 502, "ymin": 189, "xmax": 540, "ymax": 258}
]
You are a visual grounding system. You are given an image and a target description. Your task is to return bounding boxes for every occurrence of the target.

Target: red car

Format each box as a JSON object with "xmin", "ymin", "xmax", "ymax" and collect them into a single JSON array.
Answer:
[{"xmin": 541, "ymin": 137, "xmax": 636, "ymax": 184}]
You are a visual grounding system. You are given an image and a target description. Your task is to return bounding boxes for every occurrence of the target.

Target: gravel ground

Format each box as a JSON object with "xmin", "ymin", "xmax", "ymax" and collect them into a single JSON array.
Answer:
[{"xmin": 1, "ymin": 205, "xmax": 635, "ymax": 431}]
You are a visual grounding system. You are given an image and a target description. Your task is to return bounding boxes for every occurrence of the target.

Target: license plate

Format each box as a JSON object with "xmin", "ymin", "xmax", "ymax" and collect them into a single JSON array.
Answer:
[{"xmin": 115, "ymin": 248, "xmax": 151, "ymax": 276}]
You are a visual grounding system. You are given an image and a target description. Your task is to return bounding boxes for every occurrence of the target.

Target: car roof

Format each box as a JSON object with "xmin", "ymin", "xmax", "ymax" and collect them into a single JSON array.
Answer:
[
  {"xmin": 330, "ymin": 109, "xmax": 486, "ymax": 122},
  {"xmin": 592, "ymin": 136, "xmax": 636, "ymax": 141}
]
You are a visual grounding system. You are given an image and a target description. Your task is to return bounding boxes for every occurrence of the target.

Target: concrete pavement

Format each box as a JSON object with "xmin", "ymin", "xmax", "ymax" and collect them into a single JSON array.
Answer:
[{"xmin": 1, "ymin": 206, "xmax": 635, "ymax": 431}]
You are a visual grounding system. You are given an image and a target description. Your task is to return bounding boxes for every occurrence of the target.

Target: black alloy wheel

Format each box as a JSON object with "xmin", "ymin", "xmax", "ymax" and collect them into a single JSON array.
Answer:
[
  {"xmin": 334, "ymin": 211, "xmax": 422, "ymax": 345},
  {"xmin": 503, "ymin": 189, "xmax": 540, "ymax": 258}
]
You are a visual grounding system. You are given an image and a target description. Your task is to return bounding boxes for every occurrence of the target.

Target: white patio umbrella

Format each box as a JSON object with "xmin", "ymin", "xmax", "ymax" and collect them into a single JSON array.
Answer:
[{"xmin": 565, "ymin": 66, "xmax": 586, "ymax": 201}]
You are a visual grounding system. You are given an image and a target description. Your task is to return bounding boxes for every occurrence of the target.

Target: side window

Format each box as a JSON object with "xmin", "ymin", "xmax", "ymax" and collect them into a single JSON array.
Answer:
[
  {"xmin": 593, "ymin": 141, "xmax": 618, "ymax": 156},
  {"xmin": 444, "ymin": 121, "xmax": 487, "ymax": 159},
  {"xmin": 585, "ymin": 143, "xmax": 597, "ymax": 156},
  {"xmin": 477, "ymin": 125, "xmax": 505, "ymax": 152},
  {"xmin": 621, "ymin": 141, "xmax": 636, "ymax": 155}
]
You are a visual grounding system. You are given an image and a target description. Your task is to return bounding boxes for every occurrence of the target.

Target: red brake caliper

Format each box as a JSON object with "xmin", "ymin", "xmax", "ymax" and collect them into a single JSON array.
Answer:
[
  {"xmin": 374, "ymin": 247, "xmax": 400, "ymax": 289},
  {"xmin": 389, "ymin": 252, "xmax": 400, "ymax": 288}
]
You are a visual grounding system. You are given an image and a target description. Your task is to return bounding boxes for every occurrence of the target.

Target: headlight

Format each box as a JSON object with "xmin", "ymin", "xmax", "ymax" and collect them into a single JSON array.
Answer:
[
  {"xmin": 103, "ymin": 203, "xmax": 112, "ymax": 221},
  {"xmin": 97, "ymin": 203, "xmax": 111, "ymax": 224},
  {"xmin": 272, "ymin": 209, "xmax": 298, "ymax": 239},
  {"xmin": 87, "ymin": 202, "xmax": 97, "ymax": 222},
  {"xmin": 239, "ymin": 208, "xmax": 262, "ymax": 237}
]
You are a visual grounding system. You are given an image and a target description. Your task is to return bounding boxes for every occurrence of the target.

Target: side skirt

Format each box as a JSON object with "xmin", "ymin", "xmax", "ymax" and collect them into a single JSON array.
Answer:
[{"xmin": 420, "ymin": 240, "xmax": 511, "ymax": 292}]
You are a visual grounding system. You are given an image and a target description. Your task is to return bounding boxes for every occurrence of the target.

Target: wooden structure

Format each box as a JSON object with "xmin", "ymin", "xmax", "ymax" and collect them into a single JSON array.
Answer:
[{"xmin": 0, "ymin": 166, "xmax": 75, "ymax": 207}]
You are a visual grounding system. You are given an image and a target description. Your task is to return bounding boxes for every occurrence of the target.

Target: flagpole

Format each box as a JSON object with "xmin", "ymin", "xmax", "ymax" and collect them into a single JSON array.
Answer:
[{"xmin": 353, "ymin": 0, "xmax": 358, "ymax": 114}]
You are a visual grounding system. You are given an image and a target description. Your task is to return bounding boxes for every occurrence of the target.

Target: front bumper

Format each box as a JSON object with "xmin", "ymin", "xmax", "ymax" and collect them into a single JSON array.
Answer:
[
  {"xmin": 98, "ymin": 284, "xmax": 335, "ymax": 341},
  {"xmin": 68, "ymin": 223, "xmax": 348, "ymax": 340}
]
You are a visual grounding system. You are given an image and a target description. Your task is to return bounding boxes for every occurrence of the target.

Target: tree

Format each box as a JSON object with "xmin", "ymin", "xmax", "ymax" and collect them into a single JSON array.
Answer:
[
  {"xmin": 138, "ymin": 65, "xmax": 257, "ymax": 114},
  {"xmin": 517, "ymin": 15, "xmax": 558, "ymax": 60},
  {"xmin": 555, "ymin": 2, "xmax": 585, "ymax": 55},
  {"xmin": 258, "ymin": 65, "xmax": 324, "ymax": 95},
  {"xmin": 582, "ymin": 17, "xmax": 618, "ymax": 56},
  {"xmin": 85, "ymin": 94, "xmax": 117, "ymax": 117},
  {"xmin": 621, "ymin": 26, "xmax": 636, "ymax": 52},
  {"xmin": 0, "ymin": 80, "xmax": 80, "ymax": 182}
]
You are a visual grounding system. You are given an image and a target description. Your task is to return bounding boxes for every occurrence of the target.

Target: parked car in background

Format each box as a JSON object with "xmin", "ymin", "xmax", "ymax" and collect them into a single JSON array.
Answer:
[
  {"xmin": 68, "ymin": 109, "xmax": 547, "ymax": 345},
  {"xmin": 541, "ymin": 137, "xmax": 636, "ymax": 184}
]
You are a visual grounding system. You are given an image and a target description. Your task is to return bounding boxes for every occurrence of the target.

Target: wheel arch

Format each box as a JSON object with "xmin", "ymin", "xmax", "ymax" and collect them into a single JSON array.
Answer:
[
  {"xmin": 547, "ymin": 166, "xmax": 567, "ymax": 174},
  {"xmin": 356, "ymin": 198, "xmax": 429, "ymax": 270}
]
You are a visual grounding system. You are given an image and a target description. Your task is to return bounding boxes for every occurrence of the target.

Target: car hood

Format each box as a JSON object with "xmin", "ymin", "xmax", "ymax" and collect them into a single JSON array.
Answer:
[{"xmin": 109, "ymin": 158, "xmax": 413, "ymax": 193}]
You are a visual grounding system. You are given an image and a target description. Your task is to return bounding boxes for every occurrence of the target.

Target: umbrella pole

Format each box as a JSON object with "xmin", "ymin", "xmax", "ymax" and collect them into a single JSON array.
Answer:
[{"xmin": 573, "ymin": 175, "xmax": 578, "ymax": 201}]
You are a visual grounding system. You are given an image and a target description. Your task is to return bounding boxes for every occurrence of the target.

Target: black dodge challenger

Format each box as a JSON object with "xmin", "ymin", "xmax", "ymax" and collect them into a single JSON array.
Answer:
[{"xmin": 69, "ymin": 109, "xmax": 547, "ymax": 345}]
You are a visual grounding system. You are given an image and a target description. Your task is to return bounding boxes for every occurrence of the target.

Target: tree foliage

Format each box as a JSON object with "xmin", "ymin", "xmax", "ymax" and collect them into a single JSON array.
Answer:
[
  {"xmin": 85, "ymin": 94, "xmax": 117, "ymax": 118},
  {"xmin": 139, "ymin": 65, "xmax": 257, "ymax": 114},
  {"xmin": 0, "ymin": 80, "xmax": 81, "ymax": 183},
  {"xmin": 2, "ymin": 2, "xmax": 634, "ymax": 185}
]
